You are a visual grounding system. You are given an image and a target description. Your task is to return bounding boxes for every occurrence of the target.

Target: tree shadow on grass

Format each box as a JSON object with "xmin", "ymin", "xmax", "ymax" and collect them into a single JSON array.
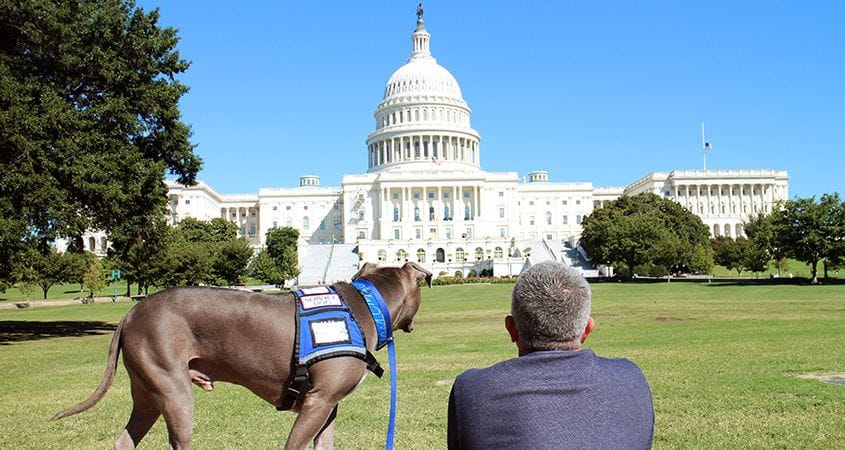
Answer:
[{"xmin": 0, "ymin": 321, "xmax": 116, "ymax": 345}]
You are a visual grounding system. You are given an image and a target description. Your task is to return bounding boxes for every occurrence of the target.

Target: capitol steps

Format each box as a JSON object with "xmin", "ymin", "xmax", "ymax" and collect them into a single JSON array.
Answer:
[{"xmin": 297, "ymin": 244, "xmax": 361, "ymax": 286}]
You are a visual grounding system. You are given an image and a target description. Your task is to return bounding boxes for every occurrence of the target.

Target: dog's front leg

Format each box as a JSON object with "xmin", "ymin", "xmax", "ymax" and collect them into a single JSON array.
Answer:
[{"xmin": 285, "ymin": 394, "xmax": 338, "ymax": 450}]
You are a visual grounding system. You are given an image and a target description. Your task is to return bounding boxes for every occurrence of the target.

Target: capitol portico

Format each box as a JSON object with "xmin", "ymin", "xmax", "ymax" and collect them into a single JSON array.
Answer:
[{"xmin": 156, "ymin": 8, "xmax": 789, "ymax": 283}]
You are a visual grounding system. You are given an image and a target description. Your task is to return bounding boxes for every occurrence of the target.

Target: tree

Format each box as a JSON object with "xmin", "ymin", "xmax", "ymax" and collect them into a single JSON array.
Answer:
[
  {"xmin": 110, "ymin": 216, "xmax": 172, "ymax": 295},
  {"xmin": 771, "ymin": 193, "xmax": 844, "ymax": 283},
  {"xmin": 744, "ymin": 213, "xmax": 784, "ymax": 275},
  {"xmin": 689, "ymin": 243, "xmax": 715, "ymax": 276},
  {"xmin": 712, "ymin": 236, "xmax": 741, "ymax": 274},
  {"xmin": 249, "ymin": 250, "xmax": 285, "ymax": 285},
  {"xmin": 213, "ymin": 238, "xmax": 254, "ymax": 286},
  {"xmin": 737, "ymin": 237, "xmax": 768, "ymax": 277},
  {"xmin": 581, "ymin": 193, "xmax": 712, "ymax": 276},
  {"xmin": 14, "ymin": 264, "xmax": 38, "ymax": 301},
  {"xmin": 31, "ymin": 248, "xmax": 73, "ymax": 299},
  {"xmin": 160, "ymin": 239, "xmax": 215, "ymax": 287},
  {"xmin": 0, "ymin": 0, "xmax": 201, "ymax": 285},
  {"xmin": 266, "ymin": 227, "xmax": 300, "ymax": 281},
  {"xmin": 82, "ymin": 256, "xmax": 106, "ymax": 297}
]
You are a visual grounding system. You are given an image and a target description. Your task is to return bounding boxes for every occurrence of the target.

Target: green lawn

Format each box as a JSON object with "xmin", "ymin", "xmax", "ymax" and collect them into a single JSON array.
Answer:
[{"xmin": 1, "ymin": 283, "xmax": 843, "ymax": 448}]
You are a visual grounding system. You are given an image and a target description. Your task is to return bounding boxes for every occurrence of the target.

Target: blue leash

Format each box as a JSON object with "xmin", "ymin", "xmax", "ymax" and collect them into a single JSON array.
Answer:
[
  {"xmin": 350, "ymin": 279, "xmax": 398, "ymax": 450},
  {"xmin": 386, "ymin": 339, "xmax": 397, "ymax": 450}
]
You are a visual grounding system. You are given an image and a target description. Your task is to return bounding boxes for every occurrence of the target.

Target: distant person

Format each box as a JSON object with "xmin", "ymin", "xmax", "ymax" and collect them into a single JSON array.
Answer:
[{"xmin": 447, "ymin": 261, "xmax": 654, "ymax": 449}]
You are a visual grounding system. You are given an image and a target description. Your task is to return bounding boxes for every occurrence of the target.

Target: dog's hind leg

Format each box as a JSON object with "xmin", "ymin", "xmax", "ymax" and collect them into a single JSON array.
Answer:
[
  {"xmin": 284, "ymin": 395, "xmax": 339, "ymax": 450},
  {"xmin": 313, "ymin": 405, "xmax": 337, "ymax": 450},
  {"xmin": 115, "ymin": 377, "xmax": 161, "ymax": 450},
  {"xmin": 156, "ymin": 377, "xmax": 195, "ymax": 450}
]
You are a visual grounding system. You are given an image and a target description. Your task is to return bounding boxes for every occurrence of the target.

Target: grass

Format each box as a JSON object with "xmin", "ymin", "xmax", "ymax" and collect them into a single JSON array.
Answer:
[{"xmin": 0, "ymin": 283, "xmax": 843, "ymax": 448}]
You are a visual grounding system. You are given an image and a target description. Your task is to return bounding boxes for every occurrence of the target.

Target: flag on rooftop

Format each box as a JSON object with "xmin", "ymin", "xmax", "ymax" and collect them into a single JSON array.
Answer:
[{"xmin": 704, "ymin": 142, "xmax": 712, "ymax": 151}]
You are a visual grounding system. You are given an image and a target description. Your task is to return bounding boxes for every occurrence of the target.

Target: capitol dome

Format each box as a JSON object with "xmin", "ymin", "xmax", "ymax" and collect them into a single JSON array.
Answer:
[
  {"xmin": 382, "ymin": 58, "xmax": 463, "ymax": 104},
  {"xmin": 366, "ymin": 6, "xmax": 481, "ymax": 173}
]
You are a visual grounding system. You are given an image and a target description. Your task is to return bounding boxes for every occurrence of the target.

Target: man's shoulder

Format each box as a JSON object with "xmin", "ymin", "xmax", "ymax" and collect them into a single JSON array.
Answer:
[{"xmin": 455, "ymin": 350, "xmax": 647, "ymax": 388}]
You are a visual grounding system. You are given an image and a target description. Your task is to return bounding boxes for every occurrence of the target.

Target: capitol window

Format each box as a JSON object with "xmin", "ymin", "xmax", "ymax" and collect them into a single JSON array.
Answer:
[
  {"xmin": 495, "ymin": 247, "xmax": 503, "ymax": 258},
  {"xmin": 499, "ymin": 207, "xmax": 505, "ymax": 218},
  {"xmin": 455, "ymin": 248, "xmax": 466, "ymax": 263}
]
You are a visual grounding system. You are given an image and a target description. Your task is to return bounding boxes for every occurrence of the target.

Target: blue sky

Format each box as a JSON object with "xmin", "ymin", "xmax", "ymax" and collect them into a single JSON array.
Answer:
[{"xmin": 141, "ymin": 1, "xmax": 844, "ymax": 199}]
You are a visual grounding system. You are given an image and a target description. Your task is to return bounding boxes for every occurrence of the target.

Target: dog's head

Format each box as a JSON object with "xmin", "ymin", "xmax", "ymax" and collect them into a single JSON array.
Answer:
[{"xmin": 352, "ymin": 262, "xmax": 432, "ymax": 333}]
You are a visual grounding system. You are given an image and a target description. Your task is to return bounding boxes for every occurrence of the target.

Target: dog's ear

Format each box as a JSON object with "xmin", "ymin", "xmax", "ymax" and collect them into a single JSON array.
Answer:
[
  {"xmin": 402, "ymin": 262, "xmax": 433, "ymax": 289},
  {"xmin": 352, "ymin": 262, "xmax": 378, "ymax": 281}
]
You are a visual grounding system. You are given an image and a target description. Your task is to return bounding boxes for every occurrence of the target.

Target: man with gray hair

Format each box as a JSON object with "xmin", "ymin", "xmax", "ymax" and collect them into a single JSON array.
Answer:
[{"xmin": 447, "ymin": 261, "xmax": 654, "ymax": 449}]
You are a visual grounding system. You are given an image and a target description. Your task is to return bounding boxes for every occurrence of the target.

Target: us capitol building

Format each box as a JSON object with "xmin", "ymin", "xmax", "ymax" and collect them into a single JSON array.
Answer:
[{"xmin": 155, "ymin": 9, "xmax": 787, "ymax": 282}]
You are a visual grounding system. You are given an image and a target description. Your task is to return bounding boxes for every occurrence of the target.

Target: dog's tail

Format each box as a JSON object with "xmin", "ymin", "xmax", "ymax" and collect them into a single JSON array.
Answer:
[{"xmin": 51, "ymin": 317, "xmax": 125, "ymax": 420}]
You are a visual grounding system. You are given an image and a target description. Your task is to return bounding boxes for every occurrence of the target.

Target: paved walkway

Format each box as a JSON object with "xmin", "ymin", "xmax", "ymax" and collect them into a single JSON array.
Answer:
[
  {"xmin": 0, "ymin": 296, "xmax": 138, "ymax": 309},
  {"xmin": 1, "ymin": 285, "xmax": 284, "ymax": 310}
]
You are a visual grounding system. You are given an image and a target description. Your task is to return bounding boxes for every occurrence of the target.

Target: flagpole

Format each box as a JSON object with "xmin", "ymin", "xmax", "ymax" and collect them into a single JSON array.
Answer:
[{"xmin": 701, "ymin": 122, "xmax": 707, "ymax": 171}]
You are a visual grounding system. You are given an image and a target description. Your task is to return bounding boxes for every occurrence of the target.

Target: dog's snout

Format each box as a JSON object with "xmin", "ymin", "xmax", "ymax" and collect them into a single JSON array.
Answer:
[{"xmin": 403, "ymin": 322, "xmax": 414, "ymax": 333}]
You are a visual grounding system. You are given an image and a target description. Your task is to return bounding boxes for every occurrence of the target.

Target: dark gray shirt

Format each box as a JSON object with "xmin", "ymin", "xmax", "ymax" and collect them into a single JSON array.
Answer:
[{"xmin": 447, "ymin": 349, "xmax": 654, "ymax": 450}]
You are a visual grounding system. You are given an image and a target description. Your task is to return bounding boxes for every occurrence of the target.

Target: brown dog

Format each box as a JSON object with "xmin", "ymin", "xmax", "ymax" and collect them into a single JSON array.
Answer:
[{"xmin": 53, "ymin": 262, "xmax": 432, "ymax": 449}]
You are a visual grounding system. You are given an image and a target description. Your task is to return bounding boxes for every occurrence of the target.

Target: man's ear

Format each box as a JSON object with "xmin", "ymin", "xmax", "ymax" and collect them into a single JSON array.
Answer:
[
  {"xmin": 505, "ymin": 315, "xmax": 519, "ymax": 343},
  {"xmin": 580, "ymin": 316, "xmax": 595, "ymax": 344}
]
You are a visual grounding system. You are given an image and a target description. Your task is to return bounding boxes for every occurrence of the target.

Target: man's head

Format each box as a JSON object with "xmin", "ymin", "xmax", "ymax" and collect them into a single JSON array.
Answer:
[{"xmin": 508, "ymin": 261, "xmax": 591, "ymax": 352}]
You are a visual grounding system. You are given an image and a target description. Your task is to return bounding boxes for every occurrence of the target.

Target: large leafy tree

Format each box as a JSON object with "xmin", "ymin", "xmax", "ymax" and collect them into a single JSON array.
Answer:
[
  {"xmin": 581, "ymin": 193, "xmax": 712, "ymax": 276},
  {"xmin": 712, "ymin": 236, "xmax": 768, "ymax": 277},
  {"xmin": 771, "ymin": 193, "xmax": 845, "ymax": 283},
  {"xmin": 249, "ymin": 249, "xmax": 285, "ymax": 285},
  {"xmin": 266, "ymin": 227, "xmax": 301, "ymax": 282},
  {"xmin": 0, "ymin": 0, "xmax": 201, "ymax": 284},
  {"xmin": 213, "ymin": 238, "xmax": 254, "ymax": 286},
  {"xmin": 744, "ymin": 213, "xmax": 787, "ymax": 275},
  {"xmin": 31, "ymin": 248, "xmax": 74, "ymax": 299}
]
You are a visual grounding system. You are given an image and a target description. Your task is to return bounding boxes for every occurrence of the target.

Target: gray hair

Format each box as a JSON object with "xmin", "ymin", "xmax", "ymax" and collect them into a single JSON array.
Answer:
[{"xmin": 511, "ymin": 261, "xmax": 591, "ymax": 351}]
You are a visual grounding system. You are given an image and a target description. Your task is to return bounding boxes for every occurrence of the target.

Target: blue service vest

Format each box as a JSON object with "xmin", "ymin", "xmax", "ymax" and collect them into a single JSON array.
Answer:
[{"xmin": 294, "ymin": 286, "xmax": 367, "ymax": 366}]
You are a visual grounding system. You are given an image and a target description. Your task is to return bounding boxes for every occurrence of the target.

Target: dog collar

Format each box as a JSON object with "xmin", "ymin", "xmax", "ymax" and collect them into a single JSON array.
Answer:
[{"xmin": 350, "ymin": 279, "xmax": 393, "ymax": 350}]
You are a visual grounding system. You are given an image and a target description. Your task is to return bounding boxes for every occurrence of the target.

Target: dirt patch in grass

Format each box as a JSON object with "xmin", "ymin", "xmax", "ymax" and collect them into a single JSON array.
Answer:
[
  {"xmin": 796, "ymin": 372, "xmax": 845, "ymax": 386},
  {"xmin": 654, "ymin": 316, "xmax": 690, "ymax": 322}
]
